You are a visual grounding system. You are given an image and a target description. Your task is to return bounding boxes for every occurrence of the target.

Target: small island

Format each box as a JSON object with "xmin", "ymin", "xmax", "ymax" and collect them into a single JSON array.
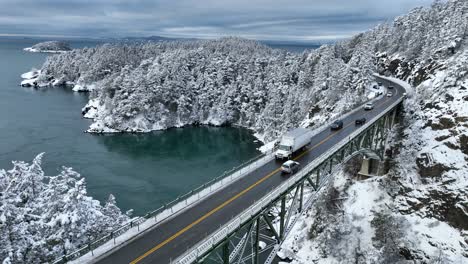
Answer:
[{"xmin": 24, "ymin": 40, "xmax": 72, "ymax": 53}]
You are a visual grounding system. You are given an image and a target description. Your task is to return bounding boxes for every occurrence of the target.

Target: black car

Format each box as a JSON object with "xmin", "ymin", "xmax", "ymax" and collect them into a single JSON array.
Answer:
[
  {"xmin": 330, "ymin": 120, "xmax": 344, "ymax": 130},
  {"xmin": 377, "ymin": 82, "xmax": 383, "ymax": 86},
  {"xmin": 388, "ymin": 86, "xmax": 394, "ymax": 89},
  {"xmin": 355, "ymin": 117, "xmax": 366, "ymax": 125}
]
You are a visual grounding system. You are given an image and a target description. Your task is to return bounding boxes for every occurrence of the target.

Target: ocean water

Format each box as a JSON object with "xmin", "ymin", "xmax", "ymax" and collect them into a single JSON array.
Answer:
[{"xmin": 0, "ymin": 37, "xmax": 261, "ymax": 215}]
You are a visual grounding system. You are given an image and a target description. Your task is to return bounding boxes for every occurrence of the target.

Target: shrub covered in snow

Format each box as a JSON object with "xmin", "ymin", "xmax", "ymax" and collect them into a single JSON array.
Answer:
[{"xmin": 0, "ymin": 154, "xmax": 129, "ymax": 263}]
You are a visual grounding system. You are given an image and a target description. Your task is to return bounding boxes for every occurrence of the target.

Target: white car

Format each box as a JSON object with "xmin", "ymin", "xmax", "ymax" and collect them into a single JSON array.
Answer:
[
  {"xmin": 364, "ymin": 103, "xmax": 374, "ymax": 110},
  {"xmin": 281, "ymin": 160, "xmax": 300, "ymax": 174},
  {"xmin": 387, "ymin": 92, "xmax": 393, "ymax": 97}
]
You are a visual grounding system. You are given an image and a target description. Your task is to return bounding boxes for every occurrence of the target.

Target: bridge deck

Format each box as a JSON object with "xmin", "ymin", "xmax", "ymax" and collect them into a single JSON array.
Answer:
[{"xmin": 94, "ymin": 77, "xmax": 404, "ymax": 264}]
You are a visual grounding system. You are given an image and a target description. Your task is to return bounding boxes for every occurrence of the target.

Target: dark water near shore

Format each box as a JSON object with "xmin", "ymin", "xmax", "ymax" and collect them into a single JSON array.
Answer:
[{"xmin": 0, "ymin": 38, "xmax": 262, "ymax": 215}]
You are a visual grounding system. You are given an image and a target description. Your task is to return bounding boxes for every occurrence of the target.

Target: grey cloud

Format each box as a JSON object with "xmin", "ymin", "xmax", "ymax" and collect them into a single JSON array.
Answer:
[{"xmin": 0, "ymin": 0, "xmax": 435, "ymax": 41}]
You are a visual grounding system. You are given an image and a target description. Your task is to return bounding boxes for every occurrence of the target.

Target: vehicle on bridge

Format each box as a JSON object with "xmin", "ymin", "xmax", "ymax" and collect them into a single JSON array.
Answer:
[
  {"xmin": 364, "ymin": 102, "xmax": 374, "ymax": 110},
  {"xmin": 355, "ymin": 117, "xmax": 366, "ymax": 125},
  {"xmin": 330, "ymin": 120, "xmax": 344, "ymax": 130},
  {"xmin": 275, "ymin": 128, "xmax": 311, "ymax": 160},
  {"xmin": 281, "ymin": 160, "xmax": 300, "ymax": 174}
]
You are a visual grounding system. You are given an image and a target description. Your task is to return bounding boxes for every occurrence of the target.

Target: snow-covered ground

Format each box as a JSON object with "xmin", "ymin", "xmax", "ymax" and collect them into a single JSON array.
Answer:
[{"xmin": 280, "ymin": 171, "xmax": 467, "ymax": 263}]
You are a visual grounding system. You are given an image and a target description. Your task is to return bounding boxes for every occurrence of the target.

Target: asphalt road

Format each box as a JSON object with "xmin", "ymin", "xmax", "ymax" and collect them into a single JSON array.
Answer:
[{"xmin": 94, "ymin": 77, "xmax": 405, "ymax": 264}]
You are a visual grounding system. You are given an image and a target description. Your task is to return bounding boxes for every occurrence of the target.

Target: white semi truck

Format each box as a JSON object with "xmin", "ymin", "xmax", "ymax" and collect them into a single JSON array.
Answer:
[{"xmin": 275, "ymin": 128, "xmax": 311, "ymax": 160}]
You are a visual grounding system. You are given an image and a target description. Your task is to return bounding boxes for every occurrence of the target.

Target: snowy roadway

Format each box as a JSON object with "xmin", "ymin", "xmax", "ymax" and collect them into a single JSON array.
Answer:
[{"xmin": 89, "ymin": 77, "xmax": 405, "ymax": 264}]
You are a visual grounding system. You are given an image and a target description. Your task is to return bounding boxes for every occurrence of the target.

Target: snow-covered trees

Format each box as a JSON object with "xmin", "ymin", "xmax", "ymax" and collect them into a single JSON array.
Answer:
[
  {"xmin": 31, "ymin": 1, "xmax": 467, "ymax": 143},
  {"xmin": 277, "ymin": 1, "xmax": 468, "ymax": 262},
  {"xmin": 24, "ymin": 41, "xmax": 71, "ymax": 53},
  {"xmin": 36, "ymin": 38, "xmax": 370, "ymax": 141},
  {"xmin": 0, "ymin": 154, "xmax": 129, "ymax": 263}
]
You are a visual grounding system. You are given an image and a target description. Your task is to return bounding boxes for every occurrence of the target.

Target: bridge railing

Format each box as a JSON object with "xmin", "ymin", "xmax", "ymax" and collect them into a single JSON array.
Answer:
[
  {"xmin": 172, "ymin": 95, "xmax": 403, "ymax": 264},
  {"xmin": 52, "ymin": 144, "xmax": 277, "ymax": 263},
  {"xmin": 141, "ymin": 149, "xmax": 276, "ymax": 223},
  {"xmin": 54, "ymin": 84, "xmax": 393, "ymax": 264}
]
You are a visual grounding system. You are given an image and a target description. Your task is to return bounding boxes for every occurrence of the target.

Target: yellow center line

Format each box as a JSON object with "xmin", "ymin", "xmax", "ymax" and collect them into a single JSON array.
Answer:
[{"xmin": 131, "ymin": 95, "xmax": 396, "ymax": 264}]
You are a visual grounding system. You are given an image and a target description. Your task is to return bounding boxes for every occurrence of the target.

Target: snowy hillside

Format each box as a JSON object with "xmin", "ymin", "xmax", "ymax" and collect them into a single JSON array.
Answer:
[
  {"xmin": 28, "ymin": 1, "xmax": 467, "ymax": 143},
  {"xmin": 0, "ymin": 154, "xmax": 129, "ymax": 263},
  {"xmin": 278, "ymin": 0, "xmax": 468, "ymax": 263}
]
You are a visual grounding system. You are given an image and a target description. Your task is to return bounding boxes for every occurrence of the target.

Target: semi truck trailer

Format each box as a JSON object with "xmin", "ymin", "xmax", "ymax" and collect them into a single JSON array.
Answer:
[{"xmin": 275, "ymin": 128, "xmax": 311, "ymax": 160}]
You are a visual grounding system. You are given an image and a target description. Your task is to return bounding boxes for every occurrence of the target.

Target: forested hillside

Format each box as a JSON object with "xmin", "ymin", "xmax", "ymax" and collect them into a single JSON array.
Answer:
[{"xmin": 33, "ymin": 1, "xmax": 466, "ymax": 143}]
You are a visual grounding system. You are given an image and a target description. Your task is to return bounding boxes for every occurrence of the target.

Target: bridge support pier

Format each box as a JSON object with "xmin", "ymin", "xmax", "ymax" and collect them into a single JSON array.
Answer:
[{"xmin": 358, "ymin": 157, "xmax": 384, "ymax": 178}]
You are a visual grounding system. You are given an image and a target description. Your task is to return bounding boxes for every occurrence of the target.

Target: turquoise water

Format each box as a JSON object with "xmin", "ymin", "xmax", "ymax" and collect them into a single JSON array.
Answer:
[{"xmin": 0, "ymin": 38, "xmax": 262, "ymax": 215}]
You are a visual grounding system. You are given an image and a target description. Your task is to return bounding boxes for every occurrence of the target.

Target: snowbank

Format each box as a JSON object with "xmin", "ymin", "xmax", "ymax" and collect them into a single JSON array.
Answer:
[{"xmin": 374, "ymin": 74, "xmax": 413, "ymax": 95}]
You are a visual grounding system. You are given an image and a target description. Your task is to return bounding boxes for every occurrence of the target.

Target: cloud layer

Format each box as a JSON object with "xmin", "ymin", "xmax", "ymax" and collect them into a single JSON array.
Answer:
[{"xmin": 0, "ymin": 0, "xmax": 435, "ymax": 41}]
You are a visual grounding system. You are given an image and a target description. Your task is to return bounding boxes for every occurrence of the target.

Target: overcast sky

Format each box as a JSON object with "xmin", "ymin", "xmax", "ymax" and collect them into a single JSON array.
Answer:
[{"xmin": 0, "ymin": 0, "xmax": 435, "ymax": 42}]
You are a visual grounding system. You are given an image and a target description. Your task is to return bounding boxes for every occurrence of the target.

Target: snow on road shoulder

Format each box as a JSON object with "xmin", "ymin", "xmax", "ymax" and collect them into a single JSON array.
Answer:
[{"xmin": 374, "ymin": 73, "xmax": 413, "ymax": 94}]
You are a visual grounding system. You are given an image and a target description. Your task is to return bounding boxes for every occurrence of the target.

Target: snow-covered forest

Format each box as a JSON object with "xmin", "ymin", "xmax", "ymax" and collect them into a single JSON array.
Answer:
[
  {"xmin": 31, "ymin": 1, "xmax": 466, "ymax": 143},
  {"xmin": 0, "ymin": 154, "xmax": 129, "ymax": 263},
  {"xmin": 11, "ymin": 0, "xmax": 468, "ymax": 262},
  {"xmin": 33, "ymin": 36, "xmax": 374, "ymax": 141}
]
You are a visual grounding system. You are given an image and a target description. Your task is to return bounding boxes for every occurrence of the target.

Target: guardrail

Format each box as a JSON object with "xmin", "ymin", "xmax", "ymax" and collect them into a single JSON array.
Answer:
[
  {"xmin": 173, "ymin": 95, "xmax": 403, "ymax": 264},
  {"xmin": 53, "ymin": 146, "xmax": 277, "ymax": 263},
  {"xmin": 305, "ymin": 87, "xmax": 386, "ymax": 140}
]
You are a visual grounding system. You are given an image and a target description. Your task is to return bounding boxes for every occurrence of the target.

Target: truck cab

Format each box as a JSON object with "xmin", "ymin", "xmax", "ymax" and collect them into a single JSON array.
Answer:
[{"xmin": 275, "ymin": 142, "xmax": 294, "ymax": 160}]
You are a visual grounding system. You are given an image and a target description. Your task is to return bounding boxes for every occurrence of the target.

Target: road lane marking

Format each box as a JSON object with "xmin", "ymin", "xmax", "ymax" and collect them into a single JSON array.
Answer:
[
  {"xmin": 130, "ymin": 94, "xmax": 401, "ymax": 263},
  {"xmin": 130, "ymin": 125, "xmax": 346, "ymax": 263}
]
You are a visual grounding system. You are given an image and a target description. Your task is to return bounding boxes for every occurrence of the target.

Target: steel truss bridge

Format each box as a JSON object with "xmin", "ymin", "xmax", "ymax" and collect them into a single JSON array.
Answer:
[{"xmin": 54, "ymin": 76, "xmax": 405, "ymax": 264}]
